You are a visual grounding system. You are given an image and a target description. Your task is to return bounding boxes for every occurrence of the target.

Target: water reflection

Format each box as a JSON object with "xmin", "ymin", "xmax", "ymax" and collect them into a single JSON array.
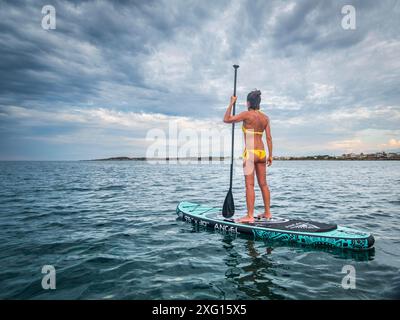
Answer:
[
  {"xmin": 221, "ymin": 237, "xmax": 286, "ymax": 299},
  {"xmin": 218, "ymin": 234, "xmax": 375, "ymax": 299}
]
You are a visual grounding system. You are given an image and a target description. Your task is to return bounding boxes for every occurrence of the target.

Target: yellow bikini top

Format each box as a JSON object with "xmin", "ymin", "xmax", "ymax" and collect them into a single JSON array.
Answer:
[
  {"xmin": 242, "ymin": 110, "xmax": 264, "ymax": 135},
  {"xmin": 242, "ymin": 126, "xmax": 263, "ymax": 135}
]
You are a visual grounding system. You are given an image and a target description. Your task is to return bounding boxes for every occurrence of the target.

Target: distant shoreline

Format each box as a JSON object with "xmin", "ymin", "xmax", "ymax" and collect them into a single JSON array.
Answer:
[{"xmin": 88, "ymin": 156, "xmax": 400, "ymax": 161}]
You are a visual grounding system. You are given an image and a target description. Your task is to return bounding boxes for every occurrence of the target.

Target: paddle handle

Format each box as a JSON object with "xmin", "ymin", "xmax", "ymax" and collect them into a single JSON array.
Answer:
[{"xmin": 229, "ymin": 65, "xmax": 239, "ymax": 189}]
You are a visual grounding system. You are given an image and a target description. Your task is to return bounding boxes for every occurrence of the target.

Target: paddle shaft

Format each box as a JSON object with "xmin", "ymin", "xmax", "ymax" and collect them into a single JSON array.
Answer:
[{"xmin": 229, "ymin": 65, "xmax": 239, "ymax": 189}]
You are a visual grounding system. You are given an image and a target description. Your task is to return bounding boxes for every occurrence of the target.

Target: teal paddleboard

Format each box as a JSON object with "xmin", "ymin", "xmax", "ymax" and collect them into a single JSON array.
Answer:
[{"xmin": 176, "ymin": 201, "xmax": 374, "ymax": 250}]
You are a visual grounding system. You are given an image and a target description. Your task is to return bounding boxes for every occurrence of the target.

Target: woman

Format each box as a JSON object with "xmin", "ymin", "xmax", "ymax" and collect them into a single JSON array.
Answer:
[{"xmin": 223, "ymin": 90, "xmax": 273, "ymax": 223}]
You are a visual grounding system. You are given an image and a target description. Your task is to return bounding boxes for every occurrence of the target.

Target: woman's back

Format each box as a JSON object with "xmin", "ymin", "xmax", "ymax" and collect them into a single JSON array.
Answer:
[
  {"xmin": 243, "ymin": 110, "xmax": 269, "ymax": 149},
  {"xmin": 243, "ymin": 110, "xmax": 268, "ymax": 133}
]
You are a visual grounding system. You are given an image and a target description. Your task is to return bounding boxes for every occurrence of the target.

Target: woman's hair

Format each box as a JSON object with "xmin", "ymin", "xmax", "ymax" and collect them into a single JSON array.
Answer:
[{"xmin": 247, "ymin": 89, "xmax": 261, "ymax": 109}]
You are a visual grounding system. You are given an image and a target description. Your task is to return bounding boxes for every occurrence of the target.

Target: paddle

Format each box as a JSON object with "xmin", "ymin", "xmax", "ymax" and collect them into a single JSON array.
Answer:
[{"xmin": 222, "ymin": 64, "xmax": 239, "ymax": 218}]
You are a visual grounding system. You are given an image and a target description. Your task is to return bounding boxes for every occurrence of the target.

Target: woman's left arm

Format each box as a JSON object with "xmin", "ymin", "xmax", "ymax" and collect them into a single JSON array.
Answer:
[{"xmin": 223, "ymin": 96, "xmax": 248, "ymax": 123}]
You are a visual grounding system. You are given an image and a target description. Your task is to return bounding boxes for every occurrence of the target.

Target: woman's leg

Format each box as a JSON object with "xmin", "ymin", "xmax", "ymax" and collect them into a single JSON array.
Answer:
[
  {"xmin": 236, "ymin": 159, "xmax": 255, "ymax": 223},
  {"xmin": 255, "ymin": 161, "xmax": 271, "ymax": 219},
  {"xmin": 245, "ymin": 162, "xmax": 255, "ymax": 217}
]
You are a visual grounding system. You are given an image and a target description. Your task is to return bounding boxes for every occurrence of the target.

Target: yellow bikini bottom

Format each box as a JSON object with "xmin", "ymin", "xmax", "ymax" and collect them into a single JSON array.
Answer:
[{"xmin": 243, "ymin": 149, "xmax": 267, "ymax": 160}]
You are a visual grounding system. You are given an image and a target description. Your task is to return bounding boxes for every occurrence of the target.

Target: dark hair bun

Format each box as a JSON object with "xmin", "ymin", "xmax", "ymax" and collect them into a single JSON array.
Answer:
[{"xmin": 247, "ymin": 89, "xmax": 262, "ymax": 109}]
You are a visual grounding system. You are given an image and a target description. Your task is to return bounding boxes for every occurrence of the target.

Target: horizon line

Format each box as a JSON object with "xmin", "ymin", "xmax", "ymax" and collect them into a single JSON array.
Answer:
[{"xmin": 1, "ymin": 150, "xmax": 399, "ymax": 162}]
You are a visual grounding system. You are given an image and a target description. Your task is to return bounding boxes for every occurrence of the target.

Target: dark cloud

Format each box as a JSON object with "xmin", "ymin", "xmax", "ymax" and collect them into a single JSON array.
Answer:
[{"xmin": 0, "ymin": 0, "xmax": 231, "ymax": 110}]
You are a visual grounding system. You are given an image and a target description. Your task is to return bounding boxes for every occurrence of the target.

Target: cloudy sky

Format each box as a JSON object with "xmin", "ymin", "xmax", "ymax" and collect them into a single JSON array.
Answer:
[{"xmin": 0, "ymin": 0, "xmax": 399, "ymax": 160}]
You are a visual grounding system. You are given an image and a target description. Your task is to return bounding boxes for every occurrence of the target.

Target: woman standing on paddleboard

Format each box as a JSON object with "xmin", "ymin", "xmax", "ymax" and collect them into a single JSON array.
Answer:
[{"xmin": 223, "ymin": 90, "xmax": 273, "ymax": 223}]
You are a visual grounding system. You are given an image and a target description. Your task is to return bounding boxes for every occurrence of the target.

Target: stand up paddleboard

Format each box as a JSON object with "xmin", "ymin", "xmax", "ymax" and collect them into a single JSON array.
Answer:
[{"xmin": 177, "ymin": 201, "xmax": 374, "ymax": 250}]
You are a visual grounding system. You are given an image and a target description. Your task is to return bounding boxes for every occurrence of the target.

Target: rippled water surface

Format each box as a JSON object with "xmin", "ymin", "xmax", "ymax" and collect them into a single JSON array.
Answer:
[{"xmin": 0, "ymin": 160, "xmax": 399, "ymax": 299}]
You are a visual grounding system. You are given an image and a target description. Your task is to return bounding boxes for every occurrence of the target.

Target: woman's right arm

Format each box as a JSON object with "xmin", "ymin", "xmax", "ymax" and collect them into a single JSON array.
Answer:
[{"xmin": 223, "ymin": 96, "xmax": 249, "ymax": 123}]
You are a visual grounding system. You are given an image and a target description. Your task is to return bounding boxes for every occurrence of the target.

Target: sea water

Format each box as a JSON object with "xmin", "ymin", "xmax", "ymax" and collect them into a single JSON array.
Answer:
[{"xmin": 0, "ymin": 160, "xmax": 399, "ymax": 299}]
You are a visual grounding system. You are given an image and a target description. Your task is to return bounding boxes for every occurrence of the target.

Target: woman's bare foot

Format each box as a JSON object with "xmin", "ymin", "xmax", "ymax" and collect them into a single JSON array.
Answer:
[
  {"xmin": 235, "ymin": 215, "xmax": 255, "ymax": 223},
  {"xmin": 256, "ymin": 213, "xmax": 272, "ymax": 220}
]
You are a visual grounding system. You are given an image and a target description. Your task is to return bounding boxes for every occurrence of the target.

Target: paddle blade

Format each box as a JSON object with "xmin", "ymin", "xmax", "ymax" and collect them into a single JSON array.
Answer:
[{"xmin": 222, "ymin": 188, "xmax": 235, "ymax": 218}]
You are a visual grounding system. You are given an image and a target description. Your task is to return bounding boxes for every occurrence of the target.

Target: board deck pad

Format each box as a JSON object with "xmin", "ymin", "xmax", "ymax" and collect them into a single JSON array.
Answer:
[
  {"xmin": 223, "ymin": 216, "xmax": 337, "ymax": 233},
  {"xmin": 176, "ymin": 201, "xmax": 375, "ymax": 250}
]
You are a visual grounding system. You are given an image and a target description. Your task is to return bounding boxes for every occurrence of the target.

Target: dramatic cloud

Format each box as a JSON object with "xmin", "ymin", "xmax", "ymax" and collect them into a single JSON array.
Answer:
[{"xmin": 0, "ymin": 0, "xmax": 399, "ymax": 159}]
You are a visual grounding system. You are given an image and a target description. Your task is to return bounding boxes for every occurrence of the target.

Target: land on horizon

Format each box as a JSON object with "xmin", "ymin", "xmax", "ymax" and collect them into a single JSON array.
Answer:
[{"xmin": 89, "ymin": 151, "xmax": 400, "ymax": 161}]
